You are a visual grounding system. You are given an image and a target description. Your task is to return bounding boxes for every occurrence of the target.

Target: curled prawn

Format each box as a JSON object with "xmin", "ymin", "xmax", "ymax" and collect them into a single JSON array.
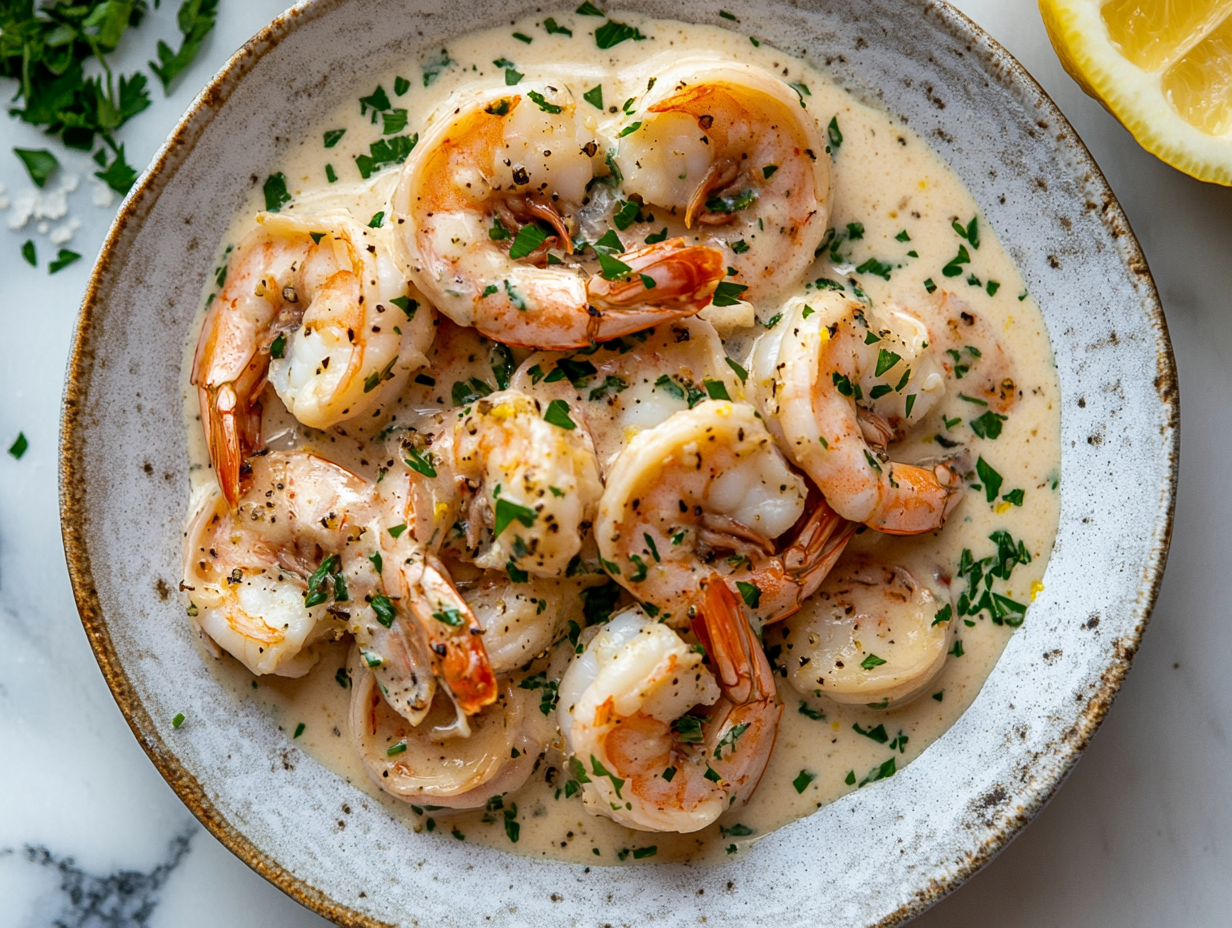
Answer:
[
  {"xmin": 595, "ymin": 399, "xmax": 854, "ymax": 627},
  {"xmin": 557, "ymin": 578, "xmax": 781, "ymax": 833},
  {"xmin": 181, "ymin": 452, "xmax": 440, "ymax": 727},
  {"xmin": 193, "ymin": 210, "xmax": 432, "ymax": 507},
  {"xmin": 615, "ymin": 61, "xmax": 831, "ymax": 303},
  {"xmin": 449, "ymin": 390, "xmax": 603, "ymax": 578},
  {"xmin": 351, "ymin": 649, "xmax": 553, "ymax": 808},
  {"xmin": 777, "ymin": 551, "xmax": 955, "ymax": 708},
  {"xmin": 391, "ymin": 85, "xmax": 726, "ymax": 349},
  {"xmin": 751, "ymin": 291, "xmax": 963, "ymax": 534}
]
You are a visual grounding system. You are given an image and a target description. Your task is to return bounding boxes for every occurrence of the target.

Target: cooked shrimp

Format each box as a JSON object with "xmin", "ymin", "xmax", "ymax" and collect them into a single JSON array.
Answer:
[
  {"xmin": 511, "ymin": 315, "xmax": 745, "ymax": 474},
  {"xmin": 777, "ymin": 551, "xmax": 954, "ymax": 707},
  {"xmin": 351, "ymin": 648, "xmax": 554, "ymax": 808},
  {"xmin": 193, "ymin": 211, "xmax": 433, "ymax": 507},
  {"xmin": 449, "ymin": 390, "xmax": 603, "ymax": 578},
  {"xmin": 558, "ymin": 578, "xmax": 780, "ymax": 833},
  {"xmin": 452, "ymin": 565, "xmax": 585, "ymax": 673},
  {"xmin": 751, "ymin": 291, "xmax": 962, "ymax": 534},
  {"xmin": 181, "ymin": 453, "xmax": 437, "ymax": 726},
  {"xmin": 596, "ymin": 400, "xmax": 854, "ymax": 627},
  {"xmin": 909, "ymin": 290, "xmax": 1019, "ymax": 415},
  {"xmin": 615, "ymin": 61, "xmax": 831, "ymax": 303},
  {"xmin": 373, "ymin": 462, "xmax": 498, "ymax": 717},
  {"xmin": 391, "ymin": 85, "xmax": 726, "ymax": 349}
]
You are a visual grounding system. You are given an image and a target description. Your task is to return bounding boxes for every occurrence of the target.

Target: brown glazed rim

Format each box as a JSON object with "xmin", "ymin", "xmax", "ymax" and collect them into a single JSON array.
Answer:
[{"xmin": 58, "ymin": 1, "xmax": 1179, "ymax": 925}]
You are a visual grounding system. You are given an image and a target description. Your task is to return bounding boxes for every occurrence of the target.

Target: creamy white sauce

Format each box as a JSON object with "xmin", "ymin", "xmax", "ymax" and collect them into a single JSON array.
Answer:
[{"xmin": 182, "ymin": 10, "xmax": 1060, "ymax": 866}]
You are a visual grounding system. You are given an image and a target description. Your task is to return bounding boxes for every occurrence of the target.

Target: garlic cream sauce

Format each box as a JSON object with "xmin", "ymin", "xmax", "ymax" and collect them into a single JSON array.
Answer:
[{"xmin": 182, "ymin": 9, "xmax": 1061, "ymax": 865}]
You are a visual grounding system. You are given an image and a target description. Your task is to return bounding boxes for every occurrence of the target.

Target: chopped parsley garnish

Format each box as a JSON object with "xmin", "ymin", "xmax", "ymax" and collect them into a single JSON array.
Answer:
[
  {"xmin": 581, "ymin": 581, "xmax": 622, "ymax": 624},
  {"xmin": 371, "ymin": 595, "xmax": 396, "ymax": 628},
  {"xmin": 368, "ymin": 211, "xmax": 385, "ymax": 228},
  {"xmin": 588, "ymin": 375, "xmax": 628, "ymax": 401},
  {"xmin": 932, "ymin": 604, "xmax": 953, "ymax": 626},
  {"xmin": 493, "ymin": 496, "xmax": 538, "ymax": 537},
  {"xmin": 725, "ymin": 357, "xmax": 748, "ymax": 382},
  {"xmin": 403, "ymin": 448, "xmax": 437, "ymax": 478},
  {"xmin": 854, "ymin": 722, "xmax": 889, "ymax": 743},
  {"xmin": 799, "ymin": 701, "xmax": 825, "ymax": 721},
  {"xmin": 613, "ymin": 199, "xmax": 641, "ymax": 229},
  {"xmin": 632, "ymin": 846, "xmax": 657, "ymax": 859},
  {"xmin": 858, "ymin": 757, "xmax": 897, "ymax": 787},
  {"xmin": 355, "ymin": 133, "xmax": 418, "ymax": 179},
  {"xmin": 618, "ymin": 121, "xmax": 642, "ymax": 137},
  {"xmin": 704, "ymin": 379, "xmax": 731, "ymax": 401},
  {"xmin": 512, "ymin": 31, "xmax": 533, "ymax": 43},
  {"xmin": 942, "ymin": 244, "xmax": 971, "ymax": 277},
  {"xmin": 432, "ymin": 607, "xmax": 464, "ymax": 627},
  {"xmin": 263, "ymin": 173, "xmax": 291, "ymax": 212},
  {"xmin": 551, "ymin": 357, "xmax": 598, "ymax": 386},
  {"xmin": 874, "ymin": 349, "xmax": 902, "ymax": 376},
  {"xmin": 594, "ymin": 19, "xmax": 646, "ymax": 49},
  {"xmin": 544, "ymin": 399, "xmax": 577, "ymax": 430},
  {"xmin": 860, "ymin": 653, "xmax": 887, "ymax": 670},
  {"xmin": 598, "ymin": 252, "xmax": 633, "ymax": 280},
  {"xmin": 452, "ymin": 377, "xmax": 494, "ymax": 405},
  {"xmin": 975, "ymin": 456, "xmax": 1003, "ymax": 502},
  {"xmin": 952, "ymin": 215, "xmax": 980, "ymax": 249},
  {"xmin": 711, "ymin": 281, "xmax": 748, "ymax": 306},
  {"xmin": 14, "ymin": 148, "xmax": 58, "ymax": 187},
  {"xmin": 293, "ymin": 722, "xmax": 305, "ymax": 739},
  {"xmin": 8, "ymin": 433, "xmax": 28, "ymax": 460},
  {"xmin": 421, "ymin": 49, "xmax": 454, "ymax": 86},
  {"xmin": 792, "ymin": 769, "xmax": 817, "ymax": 793},
  {"xmin": 269, "ymin": 333, "xmax": 286, "ymax": 359},
  {"xmin": 20, "ymin": 240, "xmax": 36, "ymax": 267},
  {"xmin": 583, "ymin": 84, "xmax": 604, "ymax": 108},
  {"xmin": 150, "ymin": 0, "xmax": 219, "ymax": 91},
  {"xmin": 672, "ymin": 714, "xmax": 705, "ymax": 743},
  {"xmin": 508, "ymin": 222, "xmax": 549, "ymax": 259},
  {"xmin": 381, "ymin": 109, "xmax": 408, "ymax": 135},
  {"xmin": 527, "ymin": 89, "xmax": 562, "ymax": 113},
  {"xmin": 1002, "ymin": 488, "xmax": 1025, "ymax": 506},
  {"xmin": 394, "ymin": 76, "xmax": 410, "ymax": 95},
  {"xmin": 544, "ymin": 16, "xmax": 572, "ymax": 35},
  {"xmin": 827, "ymin": 116, "xmax": 843, "ymax": 149},
  {"xmin": 172, "ymin": 713, "xmax": 185, "ymax": 729},
  {"xmin": 969, "ymin": 410, "xmax": 1008, "ymax": 440},
  {"xmin": 705, "ymin": 188, "xmax": 757, "ymax": 214},
  {"xmin": 736, "ymin": 581, "xmax": 761, "ymax": 609},
  {"xmin": 731, "ymin": 239, "xmax": 750, "ymax": 254},
  {"xmin": 386, "ymin": 742, "xmax": 407, "ymax": 756},
  {"xmin": 856, "ymin": 257, "xmax": 893, "ymax": 280},
  {"xmin": 950, "ymin": 640, "xmax": 965, "ymax": 658}
]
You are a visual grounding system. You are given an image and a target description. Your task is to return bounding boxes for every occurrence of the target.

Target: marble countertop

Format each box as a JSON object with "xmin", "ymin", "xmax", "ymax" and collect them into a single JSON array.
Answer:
[{"xmin": 1, "ymin": 1, "xmax": 1226, "ymax": 925}]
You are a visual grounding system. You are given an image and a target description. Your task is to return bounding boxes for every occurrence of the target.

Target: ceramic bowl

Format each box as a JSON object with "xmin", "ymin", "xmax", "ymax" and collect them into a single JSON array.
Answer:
[{"xmin": 59, "ymin": 0, "xmax": 1177, "ymax": 925}]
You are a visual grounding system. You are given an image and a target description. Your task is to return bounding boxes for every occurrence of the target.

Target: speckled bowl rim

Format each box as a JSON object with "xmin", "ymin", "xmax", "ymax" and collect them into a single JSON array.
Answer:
[{"xmin": 59, "ymin": 1, "xmax": 1178, "ymax": 925}]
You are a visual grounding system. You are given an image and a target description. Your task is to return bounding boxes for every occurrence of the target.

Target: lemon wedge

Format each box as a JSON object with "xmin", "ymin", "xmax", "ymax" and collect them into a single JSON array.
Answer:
[{"xmin": 1040, "ymin": 0, "xmax": 1232, "ymax": 185}]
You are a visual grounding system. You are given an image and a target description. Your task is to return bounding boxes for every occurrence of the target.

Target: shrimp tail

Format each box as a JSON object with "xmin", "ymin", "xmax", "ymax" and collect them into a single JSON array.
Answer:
[
  {"xmin": 781, "ymin": 491, "xmax": 858, "ymax": 602},
  {"xmin": 585, "ymin": 238, "xmax": 726, "ymax": 338},
  {"xmin": 406, "ymin": 555, "xmax": 498, "ymax": 715},
  {"xmin": 866, "ymin": 460, "xmax": 965, "ymax": 535},
  {"xmin": 695, "ymin": 575, "xmax": 782, "ymax": 804},
  {"xmin": 694, "ymin": 575, "xmax": 774, "ymax": 706},
  {"xmin": 198, "ymin": 381, "xmax": 262, "ymax": 508}
]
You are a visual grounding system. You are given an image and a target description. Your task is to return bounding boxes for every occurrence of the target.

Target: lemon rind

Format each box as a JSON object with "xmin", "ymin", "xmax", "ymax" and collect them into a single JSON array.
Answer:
[{"xmin": 1040, "ymin": 0, "xmax": 1232, "ymax": 186}]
